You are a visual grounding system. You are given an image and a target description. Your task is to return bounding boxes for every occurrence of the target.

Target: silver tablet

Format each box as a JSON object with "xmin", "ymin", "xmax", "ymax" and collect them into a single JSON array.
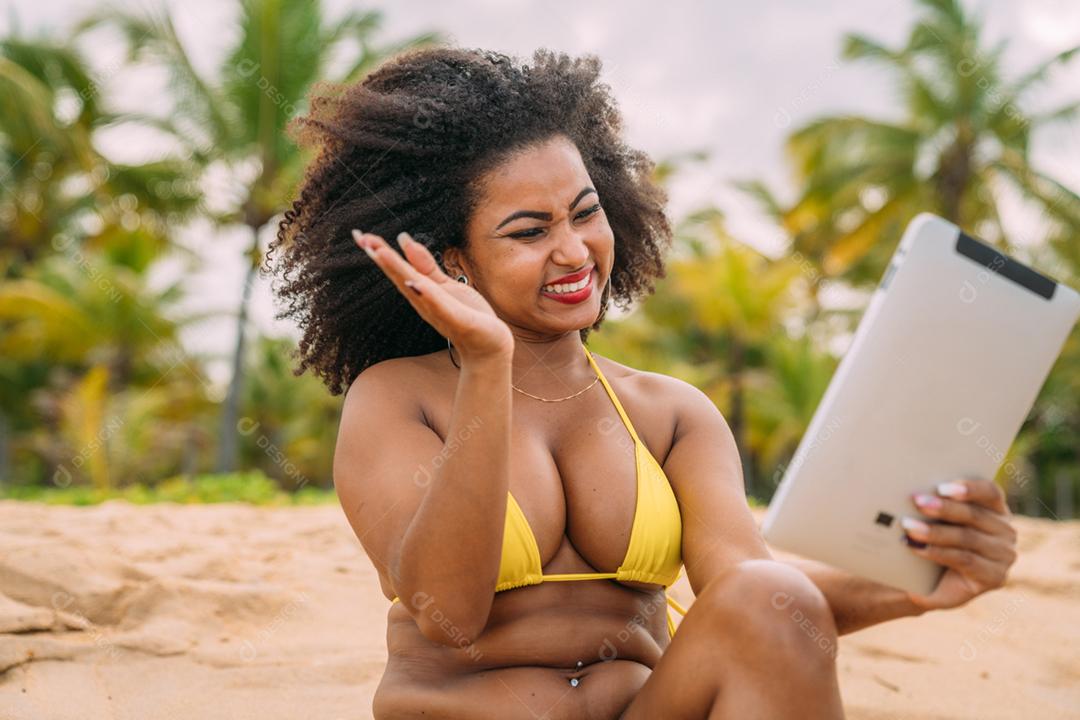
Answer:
[{"xmin": 761, "ymin": 213, "xmax": 1080, "ymax": 595}]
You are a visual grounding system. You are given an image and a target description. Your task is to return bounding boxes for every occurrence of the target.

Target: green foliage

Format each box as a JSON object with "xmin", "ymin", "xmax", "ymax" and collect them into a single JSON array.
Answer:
[
  {"xmin": 236, "ymin": 336, "xmax": 341, "ymax": 490},
  {"xmin": 723, "ymin": 0, "xmax": 1080, "ymax": 513},
  {"xmin": 743, "ymin": 0, "xmax": 1080, "ymax": 288},
  {"xmin": 1, "ymin": 1, "xmax": 1077, "ymax": 518},
  {"xmin": 75, "ymin": 0, "xmax": 445, "ymax": 475},
  {"xmin": 0, "ymin": 470, "xmax": 337, "ymax": 505}
]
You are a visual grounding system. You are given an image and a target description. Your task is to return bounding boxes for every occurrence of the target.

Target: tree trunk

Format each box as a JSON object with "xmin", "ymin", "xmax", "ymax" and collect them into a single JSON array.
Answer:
[
  {"xmin": 0, "ymin": 410, "xmax": 8, "ymax": 489},
  {"xmin": 216, "ymin": 222, "xmax": 262, "ymax": 473},
  {"xmin": 1022, "ymin": 472, "xmax": 1039, "ymax": 517},
  {"xmin": 937, "ymin": 123, "xmax": 973, "ymax": 225},
  {"xmin": 1055, "ymin": 468, "xmax": 1074, "ymax": 520}
]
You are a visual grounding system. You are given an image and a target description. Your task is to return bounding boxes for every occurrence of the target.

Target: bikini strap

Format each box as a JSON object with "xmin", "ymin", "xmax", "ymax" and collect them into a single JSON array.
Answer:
[{"xmin": 582, "ymin": 345, "xmax": 642, "ymax": 445}]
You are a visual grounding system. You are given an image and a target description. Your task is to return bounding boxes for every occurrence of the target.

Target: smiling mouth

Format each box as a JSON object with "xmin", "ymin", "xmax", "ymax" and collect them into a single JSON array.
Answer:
[{"xmin": 542, "ymin": 266, "xmax": 594, "ymax": 294}]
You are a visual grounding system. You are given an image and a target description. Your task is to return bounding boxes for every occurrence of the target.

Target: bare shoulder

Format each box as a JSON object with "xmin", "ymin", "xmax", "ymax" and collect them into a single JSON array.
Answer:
[
  {"xmin": 588, "ymin": 352, "xmax": 729, "ymax": 458},
  {"xmin": 341, "ymin": 350, "xmax": 448, "ymax": 416},
  {"xmin": 590, "ymin": 353, "xmax": 720, "ymax": 420}
]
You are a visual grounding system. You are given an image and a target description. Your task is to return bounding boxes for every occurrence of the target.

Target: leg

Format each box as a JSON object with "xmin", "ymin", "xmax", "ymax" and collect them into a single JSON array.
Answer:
[{"xmin": 619, "ymin": 559, "xmax": 845, "ymax": 719}]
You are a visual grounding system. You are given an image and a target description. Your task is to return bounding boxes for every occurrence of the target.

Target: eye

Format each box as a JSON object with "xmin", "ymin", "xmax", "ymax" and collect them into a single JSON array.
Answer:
[
  {"xmin": 508, "ymin": 228, "xmax": 543, "ymax": 239},
  {"xmin": 506, "ymin": 204, "xmax": 602, "ymax": 240},
  {"xmin": 575, "ymin": 203, "xmax": 602, "ymax": 221}
]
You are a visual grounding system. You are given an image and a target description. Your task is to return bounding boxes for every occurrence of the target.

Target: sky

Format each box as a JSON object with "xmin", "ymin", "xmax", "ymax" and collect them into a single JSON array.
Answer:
[{"xmin": 5, "ymin": 0, "xmax": 1080, "ymax": 389}]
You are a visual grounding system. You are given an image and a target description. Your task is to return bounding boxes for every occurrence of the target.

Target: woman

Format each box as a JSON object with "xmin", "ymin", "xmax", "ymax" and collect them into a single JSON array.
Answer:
[{"xmin": 268, "ymin": 46, "xmax": 1019, "ymax": 719}]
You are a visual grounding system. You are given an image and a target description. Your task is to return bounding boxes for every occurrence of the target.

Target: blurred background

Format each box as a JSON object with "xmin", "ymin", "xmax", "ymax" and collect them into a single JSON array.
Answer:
[{"xmin": 1, "ymin": 0, "xmax": 1078, "ymax": 517}]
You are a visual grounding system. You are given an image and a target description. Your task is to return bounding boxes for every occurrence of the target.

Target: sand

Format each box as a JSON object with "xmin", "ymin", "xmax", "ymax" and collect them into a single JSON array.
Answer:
[{"xmin": 0, "ymin": 500, "xmax": 1076, "ymax": 719}]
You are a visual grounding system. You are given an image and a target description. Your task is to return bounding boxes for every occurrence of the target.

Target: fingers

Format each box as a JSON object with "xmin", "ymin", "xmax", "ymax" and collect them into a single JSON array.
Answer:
[
  {"xmin": 353, "ymin": 230, "xmax": 452, "ymax": 324},
  {"xmin": 395, "ymin": 231, "xmax": 452, "ymax": 284},
  {"xmin": 902, "ymin": 475, "xmax": 1019, "ymax": 592},
  {"xmin": 907, "ymin": 544, "xmax": 1007, "ymax": 588},
  {"xmin": 352, "ymin": 229, "xmax": 451, "ymax": 286},
  {"xmin": 934, "ymin": 477, "xmax": 1009, "ymax": 514},
  {"xmin": 354, "ymin": 230, "xmax": 446, "ymax": 299},
  {"xmin": 353, "ymin": 230, "xmax": 416, "ymax": 287},
  {"xmin": 909, "ymin": 491, "xmax": 1016, "ymax": 538},
  {"xmin": 899, "ymin": 517, "xmax": 1017, "ymax": 564}
]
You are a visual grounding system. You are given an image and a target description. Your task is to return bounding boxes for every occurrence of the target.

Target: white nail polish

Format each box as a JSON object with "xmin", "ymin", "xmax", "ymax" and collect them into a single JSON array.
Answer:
[
  {"xmin": 901, "ymin": 517, "xmax": 929, "ymax": 534},
  {"xmin": 937, "ymin": 482, "xmax": 967, "ymax": 499},
  {"xmin": 352, "ymin": 230, "xmax": 376, "ymax": 258}
]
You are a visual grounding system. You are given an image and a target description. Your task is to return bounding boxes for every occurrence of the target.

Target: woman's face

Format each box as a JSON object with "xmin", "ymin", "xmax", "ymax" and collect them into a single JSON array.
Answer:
[{"xmin": 451, "ymin": 134, "xmax": 615, "ymax": 338}]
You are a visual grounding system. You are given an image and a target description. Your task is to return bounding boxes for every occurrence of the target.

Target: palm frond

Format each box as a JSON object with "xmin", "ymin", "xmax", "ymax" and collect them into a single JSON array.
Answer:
[
  {"xmin": 77, "ymin": 6, "xmax": 234, "ymax": 147},
  {"xmin": 1011, "ymin": 44, "xmax": 1080, "ymax": 97},
  {"xmin": 841, "ymin": 33, "xmax": 902, "ymax": 64},
  {"xmin": 1029, "ymin": 100, "xmax": 1080, "ymax": 128}
]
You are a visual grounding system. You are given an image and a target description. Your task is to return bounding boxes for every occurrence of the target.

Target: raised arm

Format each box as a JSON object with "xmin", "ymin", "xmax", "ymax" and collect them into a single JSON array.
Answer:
[
  {"xmin": 335, "ymin": 353, "xmax": 511, "ymax": 646},
  {"xmin": 334, "ymin": 230, "xmax": 515, "ymax": 646}
]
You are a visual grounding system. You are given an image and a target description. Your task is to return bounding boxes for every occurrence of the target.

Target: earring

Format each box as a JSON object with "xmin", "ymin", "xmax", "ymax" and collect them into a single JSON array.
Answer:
[{"xmin": 449, "ymin": 273, "xmax": 468, "ymax": 369}]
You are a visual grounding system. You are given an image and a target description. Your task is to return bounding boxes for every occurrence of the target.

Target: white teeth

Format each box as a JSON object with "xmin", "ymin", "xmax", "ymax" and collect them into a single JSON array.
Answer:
[{"xmin": 543, "ymin": 272, "xmax": 591, "ymax": 294}]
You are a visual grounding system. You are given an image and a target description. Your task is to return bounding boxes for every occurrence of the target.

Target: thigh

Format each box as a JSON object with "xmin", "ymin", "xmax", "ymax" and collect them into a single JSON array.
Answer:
[
  {"xmin": 618, "ymin": 560, "xmax": 844, "ymax": 720},
  {"xmin": 615, "ymin": 618, "xmax": 720, "ymax": 720}
]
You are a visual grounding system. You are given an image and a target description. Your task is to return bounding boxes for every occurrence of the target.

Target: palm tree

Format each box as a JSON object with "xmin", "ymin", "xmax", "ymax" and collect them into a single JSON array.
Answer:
[
  {"xmin": 0, "ymin": 33, "xmax": 201, "ymax": 485},
  {"xmin": 238, "ymin": 336, "xmax": 342, "ymax": 490},
  {"xmin": 742, "ymin": 0, "xmax": 1080, "ymax": 288},
  {"xmin": 0, "ymin": 35, "xmax": 102, "ymax": 276},
  {"xmin": 0, "ymin": 250, "xmax": 213, "ymax": 489},
  {"xmin": 746, "ymin": 334, "xmax": 837, "ymax": 494},
  {"xmin": 81, "ymin": 0, "xmax": 444, "ymax": 471},
  {"xmin": 0, "ymin": 36, "xmax": 200, "ymax": 275},
  {"xmin": 592, "ymin": 207, "xmax": 806, "ymax": 497}
]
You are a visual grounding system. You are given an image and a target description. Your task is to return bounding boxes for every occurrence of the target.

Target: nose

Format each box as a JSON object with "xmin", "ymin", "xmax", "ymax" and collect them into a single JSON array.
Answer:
[{"xmin": 551, "ymin": 218, "xmax": 591, "ymax": 269}]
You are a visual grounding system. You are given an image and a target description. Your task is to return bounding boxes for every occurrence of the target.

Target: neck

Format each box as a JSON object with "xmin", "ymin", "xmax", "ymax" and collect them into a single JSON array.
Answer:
[{"xmin": 506, "ymin": 330, "xmax": 593, "ymax": 394}]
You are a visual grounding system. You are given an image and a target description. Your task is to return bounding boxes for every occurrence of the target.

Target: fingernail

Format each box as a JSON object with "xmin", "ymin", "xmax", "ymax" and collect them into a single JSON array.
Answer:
[
  {"xmin": 396, "ymin": 232, "xmax": 412, "ymax": 251},
  {"xmin": 404, "ymin": 279, "xmax": 422, "ymax": 295},
  {"xmin": 900, "ymin": 517, "xmax": 930, "ymax": 537},
  {"xmin": 913, "ymin": 493, "xmax": 941, "ymax": 510},
  {"xmin": 902, "ymin": 533, "xmax": 928, "ymax": 549},
  {"xmin": 937, "ymin": 482, "xmax": 967, "ymax": 499},
  {"xmin": 352, "ymin": 229, "xmax": 375, "ymax": 257}
]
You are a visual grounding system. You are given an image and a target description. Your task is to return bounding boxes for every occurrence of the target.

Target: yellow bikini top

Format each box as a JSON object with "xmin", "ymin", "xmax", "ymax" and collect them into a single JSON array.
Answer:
[
  {"xmin": 391, "ymin": 345, "xmax": 688, "ymax": 637},
  {"xmin": 496, "ymin": 346, "xmax": 683, "ymax": 590}
]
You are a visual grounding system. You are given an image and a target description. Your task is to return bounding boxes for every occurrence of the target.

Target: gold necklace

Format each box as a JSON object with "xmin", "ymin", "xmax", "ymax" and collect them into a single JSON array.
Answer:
[
  {"xmin": 446, "ymin": 341, "xmax": 600, "ymax": 402},
  {"xmin": 511, "ymin": 374, "xmax": 600, "ymax": 402}
]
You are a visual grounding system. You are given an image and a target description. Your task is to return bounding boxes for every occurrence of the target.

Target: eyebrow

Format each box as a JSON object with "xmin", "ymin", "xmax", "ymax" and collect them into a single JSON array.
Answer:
[{"xmin": 494, "ymin": 187, "xmax": 597, "ymax": 231}]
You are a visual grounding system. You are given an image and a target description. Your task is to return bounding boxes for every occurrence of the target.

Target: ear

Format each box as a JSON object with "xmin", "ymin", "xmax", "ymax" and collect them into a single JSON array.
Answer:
[{"xmin": 441, "ymin": 246, "xmax": 464, "ymax": 278}]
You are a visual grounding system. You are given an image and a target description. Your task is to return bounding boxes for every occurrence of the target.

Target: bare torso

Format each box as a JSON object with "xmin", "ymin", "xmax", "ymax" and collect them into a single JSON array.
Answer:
[{"xmin": 357, "ymin": 348, "xmax": 683, "ymax": 719}]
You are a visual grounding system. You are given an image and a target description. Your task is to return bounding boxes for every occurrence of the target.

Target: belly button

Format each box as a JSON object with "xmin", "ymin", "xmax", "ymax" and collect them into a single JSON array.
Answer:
[{"xmin": 569, "ymin": 660, "xmax": 584, "ymax": 687}]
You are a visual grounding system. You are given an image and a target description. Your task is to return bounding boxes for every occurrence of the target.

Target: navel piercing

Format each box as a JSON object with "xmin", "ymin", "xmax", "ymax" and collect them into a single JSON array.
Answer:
[{"xmin": 569, "ymin": 659, "xmax": 584, "ymax": 686}]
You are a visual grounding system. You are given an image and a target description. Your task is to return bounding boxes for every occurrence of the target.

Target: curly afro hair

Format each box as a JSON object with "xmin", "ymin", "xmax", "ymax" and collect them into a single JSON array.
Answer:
[{"xmin": 266, "ymin": 45, "xmax": 673, "ymax": 396}]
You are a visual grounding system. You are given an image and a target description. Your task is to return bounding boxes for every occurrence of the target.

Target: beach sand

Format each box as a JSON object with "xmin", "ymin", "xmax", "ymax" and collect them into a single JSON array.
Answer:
[{"xmin": 0, "ymin": 500, "xmax": 1076, "ymax": 719}]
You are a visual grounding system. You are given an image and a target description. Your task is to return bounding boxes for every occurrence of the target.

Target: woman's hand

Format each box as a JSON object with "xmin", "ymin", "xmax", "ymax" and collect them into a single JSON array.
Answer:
[
  {"xmin": 353, "ymin": 230, "xmax": 514, "ymax": 362},
  {"xmin": 900, "ymin": 477, "xmax": 1019, "ymax": 611}
]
